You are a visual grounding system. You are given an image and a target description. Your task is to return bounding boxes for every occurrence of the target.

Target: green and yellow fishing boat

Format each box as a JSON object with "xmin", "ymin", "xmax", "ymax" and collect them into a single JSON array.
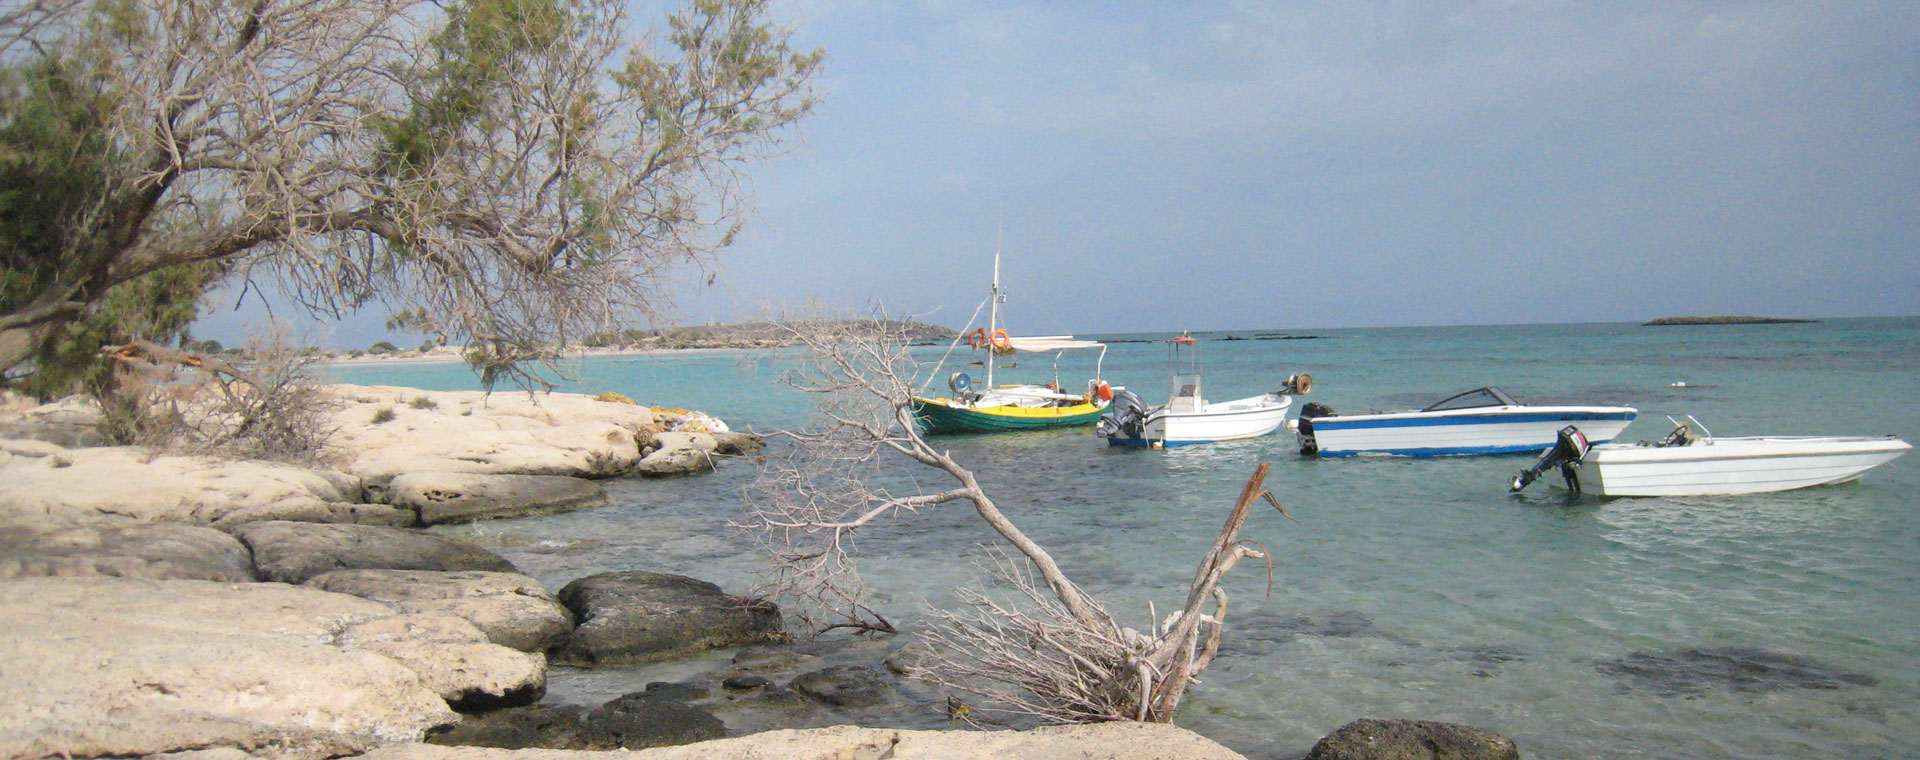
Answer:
[{"xmin": 909, "ymin": 249, "xmax": 1114, "ymax": 434}]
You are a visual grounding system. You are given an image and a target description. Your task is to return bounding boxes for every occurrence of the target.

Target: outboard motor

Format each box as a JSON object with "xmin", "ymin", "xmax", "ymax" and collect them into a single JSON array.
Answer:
[
  {"xmin": 1296, "ymin": 402, "xmax": 1334, "ymax": 456},
  {"xmin": 1511, "ymin": 425, "xmax": 1592, "ymax": 493},
  {"xmin": 1096, "ymin": 389, "xmax": 1149, "ymax": 440}
]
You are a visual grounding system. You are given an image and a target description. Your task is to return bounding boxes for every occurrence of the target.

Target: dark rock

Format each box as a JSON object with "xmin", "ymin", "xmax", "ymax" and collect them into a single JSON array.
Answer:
[
  {"xmin": 641, "ymin": 681, "xmax": 708, "ymax": 701},
  {"xmin": 731, "ymin": 645, "xmax": 822, "ymax": 673},
  {"xmin": 1596, "ymin": 646, "xmax": 1875, "ymax": 696},
  {"xmin": 711, "ymin": 432, "xmax": 765, "ymax": 455},
  {"xmin": 554, "ymin": 571, "xmax": 783, "ymax": 666},
  {"xmin": 1305, "ymin": 718, "xmax": 1519, "ymax": 760},
  {"xmin": 386, "ymin": 472, "xmax": 608, "ymax": 526},
  {"xmin": 426, "ymin": 704, "xmax": 588, "ymax": 749},
  {"xmin": 723, "ymin": 675, "xmax": 770, "ymax": 691},
  {"xmin": 228, "ymin": 520, "xmax": 516, "ymax": 584},
  {"xmin": 882, "ymin": 639, "xmax": 934, "ymax": 675},
  {"xmin": 1446, "ymin": 646, "xmax": 1526, "ymax": 677},
  {"xmin": 789, "ymin": 665, "xmax": 893, "ymax": 708},
  {"xmin": 0, "ymin": 514, "xmax": 255, "ymax": 582},
  {"xmin": 579, "ymin": 692, "xmax": 726, "ymax": 750}
]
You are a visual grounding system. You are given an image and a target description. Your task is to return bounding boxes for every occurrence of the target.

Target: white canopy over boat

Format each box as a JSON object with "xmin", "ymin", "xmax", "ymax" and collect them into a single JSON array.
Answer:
[{"xmin": 1004, "ymin": 335, "xmax": 1104, "ymax": 352}]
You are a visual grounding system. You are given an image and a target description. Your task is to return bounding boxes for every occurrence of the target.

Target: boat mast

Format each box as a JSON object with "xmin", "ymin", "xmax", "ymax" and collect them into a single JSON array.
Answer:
[{"xmin": 987, "ymin": 226, "xmax": 1003, "ymax": 389}]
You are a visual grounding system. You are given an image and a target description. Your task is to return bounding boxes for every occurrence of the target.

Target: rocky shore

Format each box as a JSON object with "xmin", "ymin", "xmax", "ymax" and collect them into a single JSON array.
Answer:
[{"xmin": 0, "ymin": 384, "xmax": 1519, "ymax": 760}]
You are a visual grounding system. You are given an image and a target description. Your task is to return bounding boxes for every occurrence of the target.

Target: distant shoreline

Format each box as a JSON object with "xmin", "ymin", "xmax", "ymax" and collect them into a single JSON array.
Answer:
[{"xmin": 1642, "ymin": 316, "xmax": 1818, "ymax": 326}]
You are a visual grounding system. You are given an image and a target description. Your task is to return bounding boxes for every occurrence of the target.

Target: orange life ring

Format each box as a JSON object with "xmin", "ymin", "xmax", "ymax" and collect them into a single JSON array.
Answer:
[
  {"xmin": 965, "ymin": 328, "xmax": 987, "ymax": 348},
  {"xmin": 989, "ymin": 329, "xmax": 1012, "ymax": 350},
  {"xmin": 1094, "ymin": 381, "xmax": 1114, "ymax": 401}
]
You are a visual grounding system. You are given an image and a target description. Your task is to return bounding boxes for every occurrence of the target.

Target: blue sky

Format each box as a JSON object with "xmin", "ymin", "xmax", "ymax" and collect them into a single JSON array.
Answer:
[{"xmin": 198, "ymin": 0, "xmax": 1920, "ymax": 348}]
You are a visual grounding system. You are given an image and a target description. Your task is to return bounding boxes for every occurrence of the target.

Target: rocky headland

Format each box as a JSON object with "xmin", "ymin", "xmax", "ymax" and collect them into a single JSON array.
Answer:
[
  {"xmin": 1643, "ymin": 315, "xmax": 1817, "ymax": 326},
  {"xmin": 0, "ymin": 384, "xmax": 1517, "ymax": 760}
]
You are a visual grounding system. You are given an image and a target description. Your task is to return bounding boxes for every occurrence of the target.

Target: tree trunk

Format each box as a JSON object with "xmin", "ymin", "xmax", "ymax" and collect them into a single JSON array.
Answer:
[{"xmin": 0, "ymin": 320, "xmax": 64, "ymax": 375}]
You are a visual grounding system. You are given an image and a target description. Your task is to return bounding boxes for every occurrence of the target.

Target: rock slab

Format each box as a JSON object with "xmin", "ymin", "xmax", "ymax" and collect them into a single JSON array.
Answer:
[
  {"xmin": 338, "ymin": 613, "xmax": 547, "ymax": 712},
  {"xmin": 361, "ymin": 721, "xmax": 1247, "ymax": 760},
  {"xmin": 386, "ymin": 472, "xmax": 608, "ymax": 525},
  {"xmin": 0, "ymin": 576, "xmax": 459, "ymax": 760},
  {"xmin": 556, "ymin": 571, "xmax": 783, "ymax": 666},
  {"xmin": 0, "ymin": 513, "xmax": 255, "ymax": 582},
  {"xmin": 1304, "ymin": 718, "xmax": 1520, "ymax": 760},
  {"xmin": 307, "ymin": 569, "xmax": 574, "ymax": 653},
  {"xmin": 231, "ymin": 520, "xmax": 516, "ymax": 584}
]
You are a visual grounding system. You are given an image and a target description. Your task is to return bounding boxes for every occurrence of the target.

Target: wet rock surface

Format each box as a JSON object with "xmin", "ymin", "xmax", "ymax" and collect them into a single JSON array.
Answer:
[
  {"xmin": 425, "ymin": 704, "xmax": 588, "ymax": 750},
  {"xmin": 231, "ymin": 520, "xmax": 517, "ymax": 583},
  {"xmin": 1304, "ymin": 718, "xmax": 1520, "ymax": 760},
  {"xmin": 790, "ymin": 665, "xmax": 893, "ymax": 708},
  {"xmin": 578, "ymin": 689, "xmax": 728, "ymax": 750},
  {"xmin": 1595, "ymin": 646, "xmax": 1876, "ymax": 696},
  {"xmin": 554, "ymin": 571, "xmax": 782, "ymax": 665}
]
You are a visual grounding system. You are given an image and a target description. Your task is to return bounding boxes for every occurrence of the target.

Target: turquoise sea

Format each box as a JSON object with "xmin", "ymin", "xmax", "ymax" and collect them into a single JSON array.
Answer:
[{"xmin": 327, "ymin": 317, "xmax": 1920, "ymax": 760}]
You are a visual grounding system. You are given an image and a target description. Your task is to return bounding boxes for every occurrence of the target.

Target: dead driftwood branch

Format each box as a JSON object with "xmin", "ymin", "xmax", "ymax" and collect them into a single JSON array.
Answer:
[{"xmin": 739, "ymin": 312, "xmax": 1296, "ymax": 724}]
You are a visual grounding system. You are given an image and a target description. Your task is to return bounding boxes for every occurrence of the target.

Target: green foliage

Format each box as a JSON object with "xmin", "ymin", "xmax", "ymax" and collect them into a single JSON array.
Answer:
[
  {"xmin": 371, "ymin": 406, "xmax": 397, "ymax": 424},
  {"xmin": 0, "ymin": 54, "xmax": 117, "ymax": 313},
  {"xmin": 183, "ymin": 338, "xmax": 224, "ymax": 355},
  {"xmin": 377, "ymin": 0, "xmax": 574, "ymax": 174},
  {"xmin": 408, "ymin": 396, "xmax": 438, "ymax": 409},
  {"xmin": 367, "ymin": 341, "xmax": 400, "ymax": 355},
  {"xmin": 19, "ymin": 262, "xmax": 219, "ymax": 398},
  {"xmin": 2, "ymin": 49, "xmax": 221, "ymax": 397}
]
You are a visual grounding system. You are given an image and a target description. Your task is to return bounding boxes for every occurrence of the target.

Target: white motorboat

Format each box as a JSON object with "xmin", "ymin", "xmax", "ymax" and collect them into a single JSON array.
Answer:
[
  {"xmin": 1097, "ymin": 335, "xmax": 1307, "ymax": 448},
  {"xmin": 1295, "ymin": 387, "xmax": 1636, "ymax": 457},
  {"xmin": 1511, "ymin": 419, "xmax": 1912, "ymax": 497}
]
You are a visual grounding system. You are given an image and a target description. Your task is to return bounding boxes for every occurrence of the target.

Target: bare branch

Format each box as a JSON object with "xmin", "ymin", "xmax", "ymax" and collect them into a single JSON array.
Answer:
[{"xmin": 741, "ymin": 312, "xmax": 1299, "ymax": 725}]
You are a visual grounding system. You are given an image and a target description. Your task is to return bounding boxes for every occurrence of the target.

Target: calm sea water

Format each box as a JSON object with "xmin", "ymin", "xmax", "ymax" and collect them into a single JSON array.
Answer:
[{"xmin": 326, "ymin": 317, "xmax": 1920, "ymax": 760}]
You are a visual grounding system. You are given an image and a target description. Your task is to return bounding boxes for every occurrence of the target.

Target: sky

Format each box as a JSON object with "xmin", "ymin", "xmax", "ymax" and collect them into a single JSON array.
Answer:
[{"xmin": 197, "ymin": 0, "xmax": 1920, "ymax": 348}]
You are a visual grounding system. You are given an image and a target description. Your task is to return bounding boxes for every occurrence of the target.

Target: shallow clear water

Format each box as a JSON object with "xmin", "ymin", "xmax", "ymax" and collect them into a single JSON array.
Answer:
[{"xmin": 326, "ymin": 318, "xmax": 1920, "ymax": 760}]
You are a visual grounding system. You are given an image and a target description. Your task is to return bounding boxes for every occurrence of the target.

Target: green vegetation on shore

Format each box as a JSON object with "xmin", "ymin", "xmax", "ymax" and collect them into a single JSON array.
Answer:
[{"xmin": 1643, "ymin": 316, "xmax": 1818, "ymax": 326}]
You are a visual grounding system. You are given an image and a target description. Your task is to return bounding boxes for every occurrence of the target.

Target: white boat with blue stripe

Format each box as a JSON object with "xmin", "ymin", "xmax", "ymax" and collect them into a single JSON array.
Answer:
[{"xmin": 1296, "ymin": 387, "xmax": 1636, "ymax": 457}]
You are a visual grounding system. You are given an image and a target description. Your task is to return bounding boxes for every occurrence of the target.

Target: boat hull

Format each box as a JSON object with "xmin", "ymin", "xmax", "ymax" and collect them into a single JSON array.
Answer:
[
  {"xmin": 1576, "ymin": 436, "xmax": 1911, "ymax": 496},
  {"xmin": 1107, "ymin": 394, "xmax": 1292, "ymax": 448},
  {"xmin": 911, "ymin": 396, "xmax": 1109, "ymax": 434},
  {"xmin": 1303, "ymin": 407, "xmax": 1636, "ymax": 457}
]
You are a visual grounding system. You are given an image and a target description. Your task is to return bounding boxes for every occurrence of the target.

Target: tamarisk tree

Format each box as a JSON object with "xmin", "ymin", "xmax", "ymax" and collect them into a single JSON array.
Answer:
[
  {"xmin": 741, "ymin": 317, "xmax": 1296, "ymax": 724},
  {"xmin": 0, "ymin": 0, "xmax": 820, "ymax": 384}
]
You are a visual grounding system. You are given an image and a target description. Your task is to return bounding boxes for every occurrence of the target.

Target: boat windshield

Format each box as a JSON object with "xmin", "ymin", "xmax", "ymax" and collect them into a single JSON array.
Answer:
[{"xmin": 1421, "ymin": 387, "xmax": 1518, "ymax": 412}]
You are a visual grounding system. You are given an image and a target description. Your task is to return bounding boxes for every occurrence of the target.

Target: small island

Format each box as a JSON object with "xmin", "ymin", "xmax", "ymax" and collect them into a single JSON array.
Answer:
[{"xmin": 1643, "ymin": 316, "xmax": 1818, "ymax": 326}]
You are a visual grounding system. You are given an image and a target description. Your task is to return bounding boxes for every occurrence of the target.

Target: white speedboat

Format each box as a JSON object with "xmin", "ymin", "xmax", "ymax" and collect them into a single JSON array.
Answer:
[
  {"xmin": 1295, "ymin": 387, "xmax": 1636, "ymax": 457},
  {"xmin": 1097, "ymin": 336, "xmax": 1307, "ymax": 448},
  {"xmin": 1511, "ymin": 420, "xmax": 1912, "ymax": 497}
]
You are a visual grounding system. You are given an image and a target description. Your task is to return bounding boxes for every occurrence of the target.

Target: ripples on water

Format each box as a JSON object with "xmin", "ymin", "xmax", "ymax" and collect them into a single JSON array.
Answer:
[{"xmin": 331, "ymin": 318, "xmax": 1920, "ymax": 760}]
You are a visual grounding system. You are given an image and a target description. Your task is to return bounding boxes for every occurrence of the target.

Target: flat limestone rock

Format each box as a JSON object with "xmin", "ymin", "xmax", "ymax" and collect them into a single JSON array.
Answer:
[
  {"xmin": 338, "ymin": 613, "xmax": 547, "ymax": 712},
  {"xmin": 329, "ymin": 387, "xmax": 661, "ymax": 486},
  {"xmin": 0, "ymin": 513, "xmax": 255, "ymax": 582},
  {"xmin": 231, "ymin": 520, "xmax": 516, "ymax": 584},
  {"xmin": 0, "ymin": 440, "xmax": 365, "ymax": 524},
  {"xmin": 0, "ymin": 576, "xmax": 460, "ymax": 760},
  {"xmin": 357, "ymin": 721, "xmax": 1249, "ymax": 760},
  {"xmin": 387, "ymin": 472, "xmax": 608, "ymax": 526},
  {"xmin": 555, "ymin": 571, "xmax": 783, "ymax": 666},
  {"xmin": 307, "ymin": 569, "xmax": 575, "ymax": 653}
]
